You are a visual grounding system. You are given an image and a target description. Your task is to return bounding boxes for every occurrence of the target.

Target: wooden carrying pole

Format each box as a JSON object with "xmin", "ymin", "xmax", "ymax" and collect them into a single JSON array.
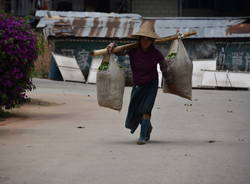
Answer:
[{"xmin": 90, "ymin": 31, "xmax": 197, "ymax": 56}]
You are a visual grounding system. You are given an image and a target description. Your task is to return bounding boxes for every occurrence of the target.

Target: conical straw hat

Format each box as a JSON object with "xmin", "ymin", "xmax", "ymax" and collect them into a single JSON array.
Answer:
[{"xmin": 131, "ymin": 21, "xmax": 160, "ymax": 39}]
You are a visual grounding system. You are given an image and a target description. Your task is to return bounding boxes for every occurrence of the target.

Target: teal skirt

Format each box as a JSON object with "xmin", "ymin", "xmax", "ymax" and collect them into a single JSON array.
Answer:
[{"xmin": 125, "ymin": 79, "xmax": 158, "ymax": 133}]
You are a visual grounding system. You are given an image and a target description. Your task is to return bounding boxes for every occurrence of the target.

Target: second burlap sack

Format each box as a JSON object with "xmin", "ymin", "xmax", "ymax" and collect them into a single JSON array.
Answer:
[
  {"xmin": 162, "ymin": 39, "xmax": 193, "ymax": 100},
  {"xmin": 96, "ymin": 54, "xmax": 125, "ymax": 111}
]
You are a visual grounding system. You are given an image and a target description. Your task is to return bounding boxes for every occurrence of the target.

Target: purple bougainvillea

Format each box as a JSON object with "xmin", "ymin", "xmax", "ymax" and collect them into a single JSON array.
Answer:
[{"xmin": 0, "ymin": 13, "xmax": 38, "ymax": 109}]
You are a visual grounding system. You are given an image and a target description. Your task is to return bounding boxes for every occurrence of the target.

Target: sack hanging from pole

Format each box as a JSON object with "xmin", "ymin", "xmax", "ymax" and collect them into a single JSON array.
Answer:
[
  {"xmin": 162, "ymin": 39, "xmax": 193, "ymax": 100},
  {"xmin": 96, "ymin": 54, "xmax": 125, "ymax": 111}
]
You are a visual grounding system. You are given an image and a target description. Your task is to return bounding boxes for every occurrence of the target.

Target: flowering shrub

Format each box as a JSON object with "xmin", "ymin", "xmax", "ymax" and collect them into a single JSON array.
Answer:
[{"xmin": 0, "ymin": 14, "xmax": 38, "ymax": 109}]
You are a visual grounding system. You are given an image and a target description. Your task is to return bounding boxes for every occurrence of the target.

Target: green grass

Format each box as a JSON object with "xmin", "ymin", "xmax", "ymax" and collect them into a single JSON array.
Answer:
[{"xmin": 31, "ymin": 69, "xmax": 48, "ymax": 79}]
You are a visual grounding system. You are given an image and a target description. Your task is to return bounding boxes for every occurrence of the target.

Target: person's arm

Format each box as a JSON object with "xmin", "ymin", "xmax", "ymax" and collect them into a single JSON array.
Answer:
[
  {"xmin": 159, "ymin": 59, "xmax": 170, "ymax": 79},
  {"xmin": 156, "ymin": 50, "xmax": 169, "ymax": 79},
  {"xmin": 107, "ymin": 42, "xmax": 129, "ymax": 56}
]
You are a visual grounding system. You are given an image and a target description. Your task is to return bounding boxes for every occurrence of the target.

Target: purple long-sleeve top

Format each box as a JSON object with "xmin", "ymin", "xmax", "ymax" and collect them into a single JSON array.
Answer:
[{"xmin": 127, "ymin": 46, "xmax": 165, "ymax": 85}]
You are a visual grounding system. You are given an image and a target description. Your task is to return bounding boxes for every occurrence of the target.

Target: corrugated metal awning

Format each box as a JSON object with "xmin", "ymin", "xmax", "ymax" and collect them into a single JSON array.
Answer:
[{"xmin": 36, "ymin": 10, "xmax": 250, "ymax": 39}]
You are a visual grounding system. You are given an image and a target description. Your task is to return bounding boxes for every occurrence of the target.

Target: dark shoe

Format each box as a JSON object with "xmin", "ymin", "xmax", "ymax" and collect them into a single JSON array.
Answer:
[
  {"xmin": 137, "ymin": 137, "xmax": 146, "ymax": 145},
  {"xmin": 145, "ymin": 125, "xmax": 153, "ymax": 141},
  {"xmin": 137, "ymin": 119, "xmax": 150, "ymax": 145}
]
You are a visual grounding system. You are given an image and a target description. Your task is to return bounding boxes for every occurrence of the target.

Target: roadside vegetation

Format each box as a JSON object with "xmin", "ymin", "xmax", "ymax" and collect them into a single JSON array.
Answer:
[{"xmin": 0, "ymin": 12, "xmax": 42, "ymax": 113}]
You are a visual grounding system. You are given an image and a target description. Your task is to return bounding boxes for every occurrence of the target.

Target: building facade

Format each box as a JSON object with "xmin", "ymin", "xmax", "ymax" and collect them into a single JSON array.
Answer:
[
  {"xmin": 132, "ymin": 0, "xmax": 179, "ymax": 17},
  {"xmin": 1, "ymin": 0, "xmax": 250, "ymax": 17},
  {"xmin": 36, "ymin": 11, "xmax": 250, "ymax": 81}
]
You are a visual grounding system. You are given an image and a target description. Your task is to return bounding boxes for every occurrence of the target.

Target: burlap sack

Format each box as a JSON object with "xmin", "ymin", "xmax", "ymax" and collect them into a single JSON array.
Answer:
[
  {"xmin": 96, "ymin": 54, "xmax": 125, "ymax": 111},
  {"xmin": 163, "ymin": 39, "xmax": 193, "ymax": 100}
]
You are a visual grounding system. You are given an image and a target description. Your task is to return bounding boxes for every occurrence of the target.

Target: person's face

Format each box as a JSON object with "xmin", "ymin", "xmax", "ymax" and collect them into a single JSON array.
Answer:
[{"xmin": 139, "ymin": 36, "xmax": 154, "ymax": 50}]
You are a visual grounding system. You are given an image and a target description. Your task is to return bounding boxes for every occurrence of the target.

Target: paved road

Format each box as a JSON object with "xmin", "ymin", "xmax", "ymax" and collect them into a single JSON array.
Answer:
[{"xmin": 0, "ymin": 78, "xmax": 250, "ymax": 184}]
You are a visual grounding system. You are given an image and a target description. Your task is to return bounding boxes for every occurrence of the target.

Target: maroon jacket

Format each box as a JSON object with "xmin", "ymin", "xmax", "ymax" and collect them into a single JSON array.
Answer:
[{"xmin": 128, "ymin": 46, "xmax": 164, "ymax": 85}]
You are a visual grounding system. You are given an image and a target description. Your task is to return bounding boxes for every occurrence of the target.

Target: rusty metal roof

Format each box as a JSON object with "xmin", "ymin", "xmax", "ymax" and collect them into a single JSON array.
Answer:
[
  {"xmin": 36, "ymin": 11, "xmax": 141, "ymax": 38},
  {"xmin": 152, "ymin": 17, "xmax": 250, "ymax": 38},
  {"xmin": 35, "ymin": 10, "xmax": 141, "ymax": 19},
  {"xmin": 36, "ymin": 10, "xmax": 250, "ymax": 39}
]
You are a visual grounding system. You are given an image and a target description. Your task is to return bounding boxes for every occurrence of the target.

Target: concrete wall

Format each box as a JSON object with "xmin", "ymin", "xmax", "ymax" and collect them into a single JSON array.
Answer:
[{"xmin": 131, "ymin": 0, "xmax": 178, "ymax": 17}]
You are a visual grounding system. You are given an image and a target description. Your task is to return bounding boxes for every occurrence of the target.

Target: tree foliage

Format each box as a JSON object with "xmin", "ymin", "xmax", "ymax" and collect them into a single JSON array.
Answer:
[{"xmin": 0, "ymin": 13, "xmax": 38, "ymax": 109}]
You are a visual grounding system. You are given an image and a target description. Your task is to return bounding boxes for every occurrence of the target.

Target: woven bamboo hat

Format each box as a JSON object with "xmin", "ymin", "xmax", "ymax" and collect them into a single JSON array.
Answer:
[{"xmin": 131, "ymin": 21, "xmax": 160, "ymax": 39}]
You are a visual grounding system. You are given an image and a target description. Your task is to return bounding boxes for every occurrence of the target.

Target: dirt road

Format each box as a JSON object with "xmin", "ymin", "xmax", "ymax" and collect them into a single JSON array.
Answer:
[{"xmin": 0, "ymin": 78, "xmax": 250, "ymax": 184}]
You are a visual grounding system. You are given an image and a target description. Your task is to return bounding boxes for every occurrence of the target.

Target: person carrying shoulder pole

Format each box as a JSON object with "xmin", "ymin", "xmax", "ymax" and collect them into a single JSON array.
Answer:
[{"xmin": 107, "ymin": 21, "xmax": 168, "ymax": 145}]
